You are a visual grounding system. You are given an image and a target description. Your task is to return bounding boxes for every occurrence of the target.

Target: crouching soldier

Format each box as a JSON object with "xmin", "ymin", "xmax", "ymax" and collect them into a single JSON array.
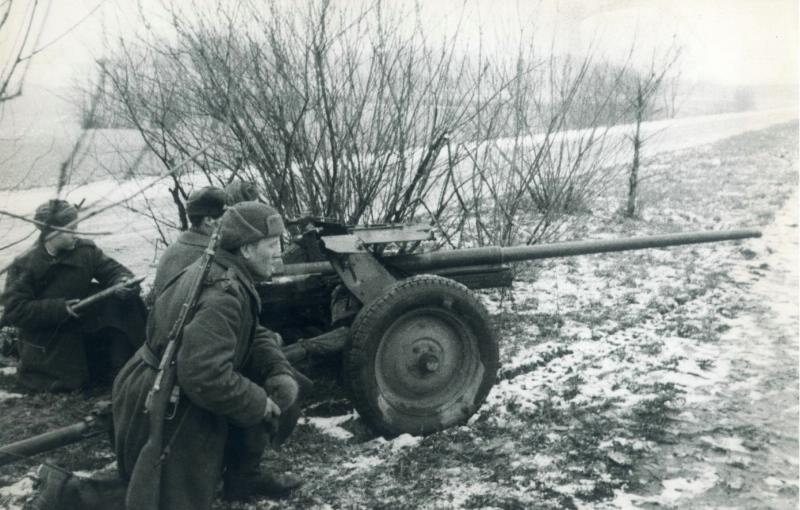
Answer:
[
  {"xmin": 149, "ymin": 186, "xmax": 227, "ymax": 300},
  {"xmin": 1, "ymin": 199, "xmax": 146, "ymax": 392},
  {"xmin": 113, "ymin": 202, "xmax": 303, "ymax": 510}
]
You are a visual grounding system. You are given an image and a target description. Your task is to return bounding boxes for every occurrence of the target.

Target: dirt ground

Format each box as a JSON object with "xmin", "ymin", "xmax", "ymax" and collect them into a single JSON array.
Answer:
[{"xmin": 0, "ymin": 120, "xmax": 797, "ymax": 509}]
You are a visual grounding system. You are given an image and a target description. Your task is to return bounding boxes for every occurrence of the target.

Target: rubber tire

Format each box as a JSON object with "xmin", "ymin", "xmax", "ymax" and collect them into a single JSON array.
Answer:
[{"xmin": 344, "ymin": 275, "xmax": 499, "ymax": 437}]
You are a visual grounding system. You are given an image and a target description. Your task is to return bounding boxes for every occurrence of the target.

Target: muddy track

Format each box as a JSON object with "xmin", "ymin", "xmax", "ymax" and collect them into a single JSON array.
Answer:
[{"xmin": 618, "ymin": 192, "xmax": 799, "ymax": 508}]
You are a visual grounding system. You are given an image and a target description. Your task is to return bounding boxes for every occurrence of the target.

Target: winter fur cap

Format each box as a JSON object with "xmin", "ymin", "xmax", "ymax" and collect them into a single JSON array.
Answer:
[
  {"xmin": 33, "ymin": 199, "xmax": 78, "ymax": 230},
  {"xmin": 219, "ymin": 201, "xmax": 285, "ymax": 251},
  {"xmin": 186, "ymin": 186, "xmax": 227, "ymax": 218},
  {"xmin": 224, "ymin": 180, "xmax": 260, "ymax": 206}
]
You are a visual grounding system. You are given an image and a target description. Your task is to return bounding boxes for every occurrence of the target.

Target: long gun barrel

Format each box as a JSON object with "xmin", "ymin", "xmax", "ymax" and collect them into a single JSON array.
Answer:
[
  {"xmin": 278, "ymin": 228, "xmax": 762, "ymax": 276},
  {"xmin": 0, "ymin": 403, "xmax": 111, "ymax": 467}
]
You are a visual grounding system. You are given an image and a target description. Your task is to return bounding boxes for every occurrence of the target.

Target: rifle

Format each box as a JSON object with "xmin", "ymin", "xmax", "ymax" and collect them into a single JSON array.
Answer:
[
  {"xmin": 71, "ymin": 276, "xmax": 146, "ymax": 314},
  {"xmin": 0, "ymin": 276, "xmax": 145, "ymax": 337},
  {"xmin": 125, "ymin": 229, "xmax": 221, "ymax": 510}
]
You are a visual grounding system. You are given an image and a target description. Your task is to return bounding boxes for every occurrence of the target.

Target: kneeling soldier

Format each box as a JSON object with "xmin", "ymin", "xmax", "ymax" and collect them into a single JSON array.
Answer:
[
  {"xmin": 149, "ymin": 186, "xmax": 227, "ymax": 300},
  {"xmin": 1, "ymin": 199, "xmax": 145, "ymax": 392},
  {"xmin": 113, "ymin": 202, "xmax": 302, "ymax": 509}
]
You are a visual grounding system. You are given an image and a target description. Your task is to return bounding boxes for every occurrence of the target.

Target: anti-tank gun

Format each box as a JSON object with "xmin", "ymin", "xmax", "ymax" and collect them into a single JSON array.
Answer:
[{"xmin": 259, "ymin": 218, "xmax": 761, "ymax": 437}]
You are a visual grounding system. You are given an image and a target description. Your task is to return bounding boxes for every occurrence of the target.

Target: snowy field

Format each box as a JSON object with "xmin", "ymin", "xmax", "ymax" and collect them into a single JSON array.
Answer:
[{"xmin": 0, "ymin": 114, "xmax": 797, "ymax": 509}]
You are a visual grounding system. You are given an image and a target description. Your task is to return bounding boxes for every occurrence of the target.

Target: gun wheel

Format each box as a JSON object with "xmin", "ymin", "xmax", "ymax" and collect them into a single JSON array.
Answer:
[{"xmin": 344, "ymin": 275, "xmax": 499, "ymax": 437}]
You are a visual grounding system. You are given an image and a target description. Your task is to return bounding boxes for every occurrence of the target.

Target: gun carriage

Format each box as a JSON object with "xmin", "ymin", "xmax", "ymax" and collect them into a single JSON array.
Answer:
[{"xmin": 259, "ymin": 219, "xmax": 761, "ymax": 437}]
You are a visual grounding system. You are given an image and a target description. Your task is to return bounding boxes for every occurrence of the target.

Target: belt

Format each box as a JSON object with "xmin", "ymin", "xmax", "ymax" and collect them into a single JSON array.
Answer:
[
  {"xmin": 136, "ymin": 344, "xmax": 161, "ymax": 369},
  {"xmin": 135, "ymin": 343, "xmax": 182, "ymax": 420}
]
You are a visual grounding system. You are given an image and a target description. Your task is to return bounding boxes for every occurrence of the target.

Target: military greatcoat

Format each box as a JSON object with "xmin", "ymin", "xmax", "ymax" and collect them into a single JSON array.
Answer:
[
  {"xmin": 150, "ymin": 229, "xmax": 209, "ymax": 299},
  {"xmin": 112, "ymin": 249, "xmax": 294, "ymax": 510},
  {"xmin": 2, "ymin": 238, "xmax": 146, "ymax": 391}
]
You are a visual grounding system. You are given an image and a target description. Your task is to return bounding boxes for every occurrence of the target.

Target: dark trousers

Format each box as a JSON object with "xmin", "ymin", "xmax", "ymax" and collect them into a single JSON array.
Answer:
[{"xmin": 85, "ymin": 328, "xmax": 134, "ymax": 387}]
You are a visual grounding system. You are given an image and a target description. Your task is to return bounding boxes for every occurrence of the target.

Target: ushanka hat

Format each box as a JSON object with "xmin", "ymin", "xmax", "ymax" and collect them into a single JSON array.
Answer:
[
  {"xmin": 219, "ymin": 201, "xmax": 285, "ymax": 250},
  {"xmin": 224, "ymin": 180, "xmax": 260, "ymax": 206},
  {"xmin": 33, "ymin": 199, "xmax": 78, "ymax": 230},
  {"xmin": 186, "ymin": 186, "xmax": 227, "ymax": 218}
]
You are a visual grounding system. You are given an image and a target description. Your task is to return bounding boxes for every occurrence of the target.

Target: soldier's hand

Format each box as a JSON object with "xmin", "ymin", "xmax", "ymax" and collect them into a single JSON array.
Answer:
[
  {"xmin": 65, "ymin": 299, "xmax": 80, "ymax": 318},
  {"xmin": 270, "ymin": 331, "xmax": 284, "ymax": 347},
  {"xmin": 263, "ymin": 396, "xmax": 281, "ymax": 426},
  {"xmin": 264, "ymin": 374, "xmax": 299, "ymax": 412}
]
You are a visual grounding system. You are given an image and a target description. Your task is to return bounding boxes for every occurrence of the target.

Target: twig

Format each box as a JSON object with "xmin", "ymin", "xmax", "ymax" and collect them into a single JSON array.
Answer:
[
  {"xmin": 0, "ymin": 134, "xmax": 224, "ymax": 276},
  {"xmin": 0, "ymin": 210, "xmax": 112, "ymax": 235}
]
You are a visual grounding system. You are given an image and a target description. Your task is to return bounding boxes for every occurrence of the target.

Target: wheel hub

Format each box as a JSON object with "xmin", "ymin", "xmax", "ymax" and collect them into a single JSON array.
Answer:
[
  {"xmin": 375, "ymin": 307, "xmax": 479, "ymax": 410},
  {"xmin": 409, "ymin": 339, "xmax": 442, "ymax": 375}
]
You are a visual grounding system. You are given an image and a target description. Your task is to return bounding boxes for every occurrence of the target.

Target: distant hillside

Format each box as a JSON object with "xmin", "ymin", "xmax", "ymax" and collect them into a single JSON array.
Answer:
[
  {"xmin": 677, "ymin": 81, "xmax": 798, "ymax": 117},
  {"xmin": 0, "ymin": 82, "xmax": 796, "ymax": 191},
  {"xmin": 0, "ymin": 85, "xmax": 159, "ymax": 190}
]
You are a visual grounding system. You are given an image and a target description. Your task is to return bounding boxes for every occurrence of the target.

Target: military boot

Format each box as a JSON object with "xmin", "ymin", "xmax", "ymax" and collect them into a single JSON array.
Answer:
[
  {"xmin": 23, "ymin": 465, "xmax": 126, "ymax": 510},
  {"xmin": 222, "ymin": 470, "xmax": 303, "ymax": 501},
  {"xmin": 23, "ymin": 464, "xmax": 71, "ymax": 510}
]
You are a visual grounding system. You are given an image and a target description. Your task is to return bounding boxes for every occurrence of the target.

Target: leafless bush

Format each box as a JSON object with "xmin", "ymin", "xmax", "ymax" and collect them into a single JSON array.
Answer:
[
  {"xmin": 437, "ymin": 44, "xmax": 636, "ymax": 248},
  {"xmin": 92, "ymin": 0, "xmax": 651, "ymax": 249}
]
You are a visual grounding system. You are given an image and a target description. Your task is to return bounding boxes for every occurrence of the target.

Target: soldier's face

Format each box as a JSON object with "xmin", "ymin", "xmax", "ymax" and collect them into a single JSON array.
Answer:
[
  {"xmin": 242, "ymin": 236, "xmax": 283, "ymax": 279},
  {"xmin": 46, "ymin": 229, "xmax": 77, "ymax": 252}
]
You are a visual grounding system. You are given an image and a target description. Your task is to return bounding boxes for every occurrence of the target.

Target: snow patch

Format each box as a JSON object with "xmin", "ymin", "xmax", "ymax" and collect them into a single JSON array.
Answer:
[
  {"xmin": 390, "ymin": 433, "xmax": 422, "ymax": 450},
  {"xmin": 305, "ymin": 413, "xmax": 356, "ymax": 440},
  {"xmin": 340, "ymin": 454, "xmax": 384, "ymax": 472},
  {"xmin": 0, "ymin": 390, "xmax": 22, "ymax": 401},
  {"xmin": 700, "ymin": 435, "xmax": 750, "ymax": 454},
  {"xmin": 0, "ymin": 474, "xmax": 35, "ymax": 509},
  {"xmin": 0, "ymin": 366, "xmax": 17, "ymax": 376}
]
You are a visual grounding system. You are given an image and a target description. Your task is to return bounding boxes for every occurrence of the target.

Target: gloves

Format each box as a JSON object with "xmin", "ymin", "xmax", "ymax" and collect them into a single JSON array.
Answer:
[
  {"xmin": 113, "ymin": 278, "xmax": 141, "ymax": 299},
  {"xmin": 266, "ymin": 330, "xmax": 284, "ymax": 347},
  {"xmin": 263, "ymin": 396, "xmax": 281, "ymax": 422},
  {"xmin": 264, "ymin": 374, "xmax": 299, "ymax": 412}
]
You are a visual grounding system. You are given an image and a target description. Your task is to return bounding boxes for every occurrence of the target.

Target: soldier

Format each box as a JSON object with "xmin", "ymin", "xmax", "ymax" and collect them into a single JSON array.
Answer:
[
  {"xmin": 149, "ymin": 182, "xmax": 264, "ymax": 301},
  {"xmin": 113, "ymin": 202, "xmax": 302, "ymax": 509},
  {"xmin": 149, "ymin": 186, "xmax": 227, "ymax": 299},
  {"xmin": 1, "ymin": 199, "xmax": 146, "ymax": 392},
  {"xmin": 224, "ymin": 179, "xmax": 260, "ymax": 205}
]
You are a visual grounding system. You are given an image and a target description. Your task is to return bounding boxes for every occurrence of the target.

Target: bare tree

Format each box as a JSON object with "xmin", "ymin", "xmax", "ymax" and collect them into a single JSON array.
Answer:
[
  {"xmin": 1, "ymin": 0, "xmax": 102, "ymax": 104},
  {"xmin": 622, "ymin": 48, "xmax": 681, "ymax": 218},
  {"xmin": 0, "ymin": 0, "xmax": 49, "ymax": 103}
]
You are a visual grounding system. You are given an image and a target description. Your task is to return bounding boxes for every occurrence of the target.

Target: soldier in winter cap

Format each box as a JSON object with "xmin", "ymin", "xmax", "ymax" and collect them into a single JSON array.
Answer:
[
  {"xmin": 149, "ymin": 186, "xmax": 227, "ymax": 299},
  {"xmin": 113, "ymin": 201, "xmax": 302, "ymax": 509},
  {"xmin": 186, "ymin": 186, "xmax": 227, "ymax": 219},
  {"xmin": 150, "ymin": 184, "xmax": 268, "ymax": 300},
  {"xmin": 219, "ymin": 201, "xmax": 285, "ymax": 279},
  {"xmin": 1, "ymin": 199, "xmax": 145, "ymax": 392},
  {"xmin": 219, "ymin": 202, "xmax": 283, "ymax": 247},
  {"xmin": 33, "ymin": 199, "xmax": 78, "ymax": 231}
]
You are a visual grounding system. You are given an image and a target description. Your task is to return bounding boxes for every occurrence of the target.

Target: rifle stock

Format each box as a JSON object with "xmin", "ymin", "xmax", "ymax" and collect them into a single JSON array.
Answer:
[
  {"xmin": 72, "ymin": 276, "xmax": 146, "ymax": 313},
  {"xmin": 125, "ymin": 230, "xmax": 220, "ymax": 510}
]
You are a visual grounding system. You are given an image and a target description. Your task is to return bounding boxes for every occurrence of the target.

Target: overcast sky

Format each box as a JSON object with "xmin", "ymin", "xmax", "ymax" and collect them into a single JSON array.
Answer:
[{"xmin": 3, "ymin": 0, "xmax": 798, "ymax": 98}]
